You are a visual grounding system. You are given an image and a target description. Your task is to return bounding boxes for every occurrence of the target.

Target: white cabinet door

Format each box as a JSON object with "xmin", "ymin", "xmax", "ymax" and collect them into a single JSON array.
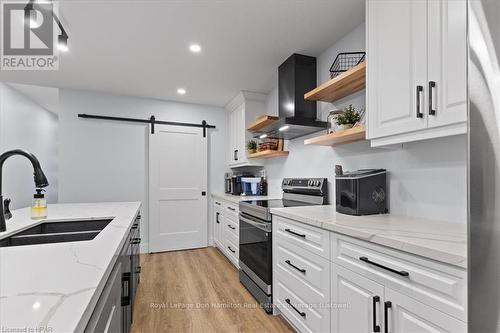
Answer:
[
  {"xmin": 331, "ymin": 263, "xmax": 385, "ymax": 333},
  {"xmin": 367, "ymin": 0, "xmax": 428, "ymax": 139},
  {"xmin": 427, "ymin": 0, "xmax": 467, "ymax": 129},
  {"xmin": 385, "ymin": 288, "xmax": 466, "ymax": 333},
  {"xmin": 235, "ymin": 104, "xmax": 246, "ymax": 164}
]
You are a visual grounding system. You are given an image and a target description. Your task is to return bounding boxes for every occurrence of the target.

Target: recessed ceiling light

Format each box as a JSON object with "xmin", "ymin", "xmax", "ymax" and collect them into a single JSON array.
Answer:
[
  {"xmin": 177, "ymin": 88, "xmax": 186, "ymax": 95},
  {"xmin": 189, "ymin": 44, "xmax": 201, "ymax": 53},
  {"xmin": 279, "ymin": 125, "xmax": 289, "ymax": 132}
]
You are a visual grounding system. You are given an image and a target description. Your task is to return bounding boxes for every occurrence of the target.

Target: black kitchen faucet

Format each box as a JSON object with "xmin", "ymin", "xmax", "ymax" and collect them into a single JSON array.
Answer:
[{"xmin": 0, "ymin": 149, "xmax": 49, "ymax": 232}]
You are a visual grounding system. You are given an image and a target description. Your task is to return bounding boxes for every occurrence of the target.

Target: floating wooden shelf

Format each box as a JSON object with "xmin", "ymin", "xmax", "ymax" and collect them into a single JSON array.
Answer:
[
  {"xmin": 304, "ymin": 126, "xmax": 366, "ymax": 146},
  {"xmin": 247, "ymin": 115, "xmax": 279, "ymax": 131},
  {"xmin": 247, "ymin": 150, "xmax": 289, "ymax": 159},
  {"xmin": 304, "ymin": 62, "xmax": 366, "ymax": 103}
]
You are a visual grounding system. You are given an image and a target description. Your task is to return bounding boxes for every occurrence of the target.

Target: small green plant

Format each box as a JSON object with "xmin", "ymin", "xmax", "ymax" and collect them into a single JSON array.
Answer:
[
  {"xmin": 247, "ymin": 140, "xmax": 257, "ymax": 151},
  {"xmin": 336, "ymin": 104, "xmax": 361, "ymax": 126}
]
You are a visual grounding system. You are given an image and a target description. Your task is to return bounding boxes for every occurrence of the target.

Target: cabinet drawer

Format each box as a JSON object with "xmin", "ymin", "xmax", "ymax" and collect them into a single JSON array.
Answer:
[
  {"xmin": 225, "ymin": 217, "xmax": 239, "ymax": 239},
  {"xmin": 275, "ymin": 216, "xmax": 330, "ymax": 260},
  {"xmin": 331, "ymin": 234, "xmax": 466, "ymax": 320},
  {"xmin": 224, "ymin": 229, "xmax": 239, "ymax": 268},
  {"xmin": 224, "ymin": 202, "xmax": 239, "ymax": 219},
  {"xmin": 276, "ymin": 237, "xmax": 330, "ymax": 304},
  {"xmin": 275, "ymin": 281, "xmax": 330, "ymax": 333}
]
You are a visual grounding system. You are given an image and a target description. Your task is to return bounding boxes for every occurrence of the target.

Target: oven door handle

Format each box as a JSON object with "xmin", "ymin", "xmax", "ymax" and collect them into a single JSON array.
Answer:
[{"xmin": 239, "ymin": 214, "xmax": 272, "ymax": 232}]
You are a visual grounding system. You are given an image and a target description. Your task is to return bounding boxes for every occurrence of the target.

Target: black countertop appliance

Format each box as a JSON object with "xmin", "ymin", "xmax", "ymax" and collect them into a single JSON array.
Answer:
[{"xmin": 335, "ymin": 169, "xmax": 388, "ymax": 216}]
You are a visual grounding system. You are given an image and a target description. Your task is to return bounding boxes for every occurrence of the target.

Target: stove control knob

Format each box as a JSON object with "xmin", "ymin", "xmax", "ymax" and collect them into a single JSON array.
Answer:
[
  {"xmin": 315, "ymin": 180, "xmax": 320, "ymax": 186},
  {"xmin": 308, "ymin": 180, "xmax": 313, "ymax": 186}
]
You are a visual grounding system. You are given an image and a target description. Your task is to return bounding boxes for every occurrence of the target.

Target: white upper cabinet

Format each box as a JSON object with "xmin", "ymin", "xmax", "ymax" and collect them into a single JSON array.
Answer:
[
  {"xmin": 367, "ymin": 0, "xmax": 467, "ymax": 147},
  {"xmin": 226, "ymin": 92, "xmax": 266, "ymax": 167}
]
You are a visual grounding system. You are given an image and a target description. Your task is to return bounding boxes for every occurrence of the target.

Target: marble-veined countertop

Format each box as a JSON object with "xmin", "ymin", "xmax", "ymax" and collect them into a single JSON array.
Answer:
[
  {"xmin": 271, "ymin": 205, "xmax": 467, "ymax": 268},
  {"xmin": 0, "ymin": 202, "xmax": 141, "ymax": 333}
]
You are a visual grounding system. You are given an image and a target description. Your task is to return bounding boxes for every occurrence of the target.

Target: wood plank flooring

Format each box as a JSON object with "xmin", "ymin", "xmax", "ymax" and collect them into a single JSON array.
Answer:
[{"xmin": 131, "ymin": 247, "xmax": 294, "ymax": 333}]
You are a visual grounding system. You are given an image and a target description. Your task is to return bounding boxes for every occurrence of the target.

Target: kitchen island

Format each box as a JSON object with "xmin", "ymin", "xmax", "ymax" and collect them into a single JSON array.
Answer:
[{"xmin": 0, "ymin": 202, "xmax": 141, "ymax": 333}]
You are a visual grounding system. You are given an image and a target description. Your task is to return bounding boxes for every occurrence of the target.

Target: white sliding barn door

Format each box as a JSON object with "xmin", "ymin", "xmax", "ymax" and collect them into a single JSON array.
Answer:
[{"xmin": 149, "ymin": 125, "xmax": 208, "ymax": 253}]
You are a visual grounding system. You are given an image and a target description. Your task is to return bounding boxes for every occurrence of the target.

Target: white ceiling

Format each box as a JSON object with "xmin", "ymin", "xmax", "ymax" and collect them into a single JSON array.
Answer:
[{"xmin": 1, "ymin": 0, "xmax": 365, "ymax": 107}]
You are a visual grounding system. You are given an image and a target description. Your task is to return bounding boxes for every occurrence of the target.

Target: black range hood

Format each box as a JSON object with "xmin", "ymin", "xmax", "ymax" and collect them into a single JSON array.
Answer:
[{"xmin": 254, "ymin": 54, "xmax": 327, "ymax": 140}]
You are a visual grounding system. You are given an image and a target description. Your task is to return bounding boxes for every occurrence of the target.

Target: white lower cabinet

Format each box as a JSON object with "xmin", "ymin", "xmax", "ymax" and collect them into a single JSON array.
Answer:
[
  {"xmin": 331, "ymin": 263, "xmax": 384, "ymax": 333},
  {"xmin": 212, "ymin": 197, "xmax": 239, "ymax": 268},
  {"xmin": 273, "ymin": 216, "xmax": 467, "ymax": 333}
]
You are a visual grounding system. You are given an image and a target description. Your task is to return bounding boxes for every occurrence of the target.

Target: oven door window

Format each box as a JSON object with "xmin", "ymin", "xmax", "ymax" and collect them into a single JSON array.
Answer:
[{"xmin": 239, "ymin": 218, "xmax": 272, "ymax": 286}]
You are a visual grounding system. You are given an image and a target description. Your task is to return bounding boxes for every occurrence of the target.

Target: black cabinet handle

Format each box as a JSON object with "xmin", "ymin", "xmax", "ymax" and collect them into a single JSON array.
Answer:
[
  {"xmin": 228, "ymin": 207, "xmax": 236, "ymax": 211},
  {"xmin": 359, "ymin": 256, "xmax": 409, "ymax": 277},
  {"xmin": 285, "ymin": 298, "xmax": 306, "ymax": 317},
  {"xmin": 228, "ymin": 224, "xmax": 236, "ymax": 230},
  {"xmin": 121, "ymin": 272, "xmax": 131, "ymax": 306},
  {"xmin": 373, "ymin": 296, "xmax": 381, "ymax": 332},
  {"xmin": 416, "ymin": 85, "xmax": 424, "ymax": 118},
  {"xmin": 131, "ymin": 237, "xmax": 141, "ymax": 245},
  {"xmin": 384, "ymin": 301, "xmax": 392, "ymax": 333},
  {"xmin": 228, "ymin": 246, "xmax": 236, "ymax": 253},
  {"xmin": 132, "ymin": 223, "xmax": 139, "ymax": 230},
  {"xmin": 234, "ymin": 149, "xmax": 239, "ymax": 161},
  {"xmin": 285, "ymin": 260, "xmax": 306, "ymax": 273},
  {"xmin": 136, "ymin": 266, "xmax": 142, "ymax": 274},
  {"xmin": 428, "ymin": 81, "xmax": 436, "ymax": 115},
  {"xmin": 216, "ymin": 212, "xmax": 220, "ymax": 224},
  {"xmin": 215, "ymin": 201, "xmax": 222, "ymax": 206},
  {"xmin": 284, "ymin": 228, "xmax": 306, "ymax": 238}
]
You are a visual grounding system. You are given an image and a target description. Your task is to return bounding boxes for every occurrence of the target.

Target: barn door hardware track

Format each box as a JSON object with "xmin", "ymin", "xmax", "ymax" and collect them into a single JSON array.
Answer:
[{"xmin": 78, "ymin": 114, "xmax": 216, "ymax": 137}]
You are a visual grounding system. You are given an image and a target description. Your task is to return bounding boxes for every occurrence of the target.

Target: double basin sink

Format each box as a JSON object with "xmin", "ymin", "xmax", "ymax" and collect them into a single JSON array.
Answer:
[{"xmin": 0, "ymin": 219, "xmax": 113, "ymax": 247}]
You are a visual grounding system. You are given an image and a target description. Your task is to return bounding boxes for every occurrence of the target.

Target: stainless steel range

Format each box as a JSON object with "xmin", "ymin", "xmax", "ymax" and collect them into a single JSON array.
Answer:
[{"xmin": 238, "ymin": 178, "xmax": 328, "ymax": 313}]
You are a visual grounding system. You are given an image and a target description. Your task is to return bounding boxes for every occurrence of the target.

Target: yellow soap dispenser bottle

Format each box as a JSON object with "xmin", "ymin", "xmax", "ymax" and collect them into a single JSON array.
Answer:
[{"xmin": 31, "ymin": 188, "xmax": 47, "ymax": 220}]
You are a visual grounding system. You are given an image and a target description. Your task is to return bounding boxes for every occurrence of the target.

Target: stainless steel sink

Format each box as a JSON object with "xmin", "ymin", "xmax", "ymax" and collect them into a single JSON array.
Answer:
[{"xmin": 0, "ymin": 219, "xmax": 113, "ymax": 247}]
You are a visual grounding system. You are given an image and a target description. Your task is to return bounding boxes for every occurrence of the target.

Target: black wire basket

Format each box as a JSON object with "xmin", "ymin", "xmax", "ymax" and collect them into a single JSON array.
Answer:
[{"xmin": 329, "ymin": 52, "xmax": 366, "ymax": 79}]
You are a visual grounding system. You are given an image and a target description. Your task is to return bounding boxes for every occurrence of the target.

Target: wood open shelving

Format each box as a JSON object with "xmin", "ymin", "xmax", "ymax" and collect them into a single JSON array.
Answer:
[
  {"xmin": 247, "ymin": 150, "xmax": 289, "ymax": 159},
  {"xmin": 304, "ymin": 62, "xmax": 366, "ymax": 103},
  {"xmin": 304, "ymin": 125, "xmax": 366, "ymax": 146},
  {"xmin": 247, "ymin": 115, "xmax": 279, "ymax": 131}
]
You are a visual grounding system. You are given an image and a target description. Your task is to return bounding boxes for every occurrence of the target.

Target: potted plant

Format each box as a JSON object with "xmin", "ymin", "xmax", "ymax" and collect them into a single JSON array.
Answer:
[
  {"xmin": 336, "ymin": 104, "xmax": 361, "ymax": 130},
  {"xmin": 247, "ymin": 140, "xmax": 257, "ymax": 154}
]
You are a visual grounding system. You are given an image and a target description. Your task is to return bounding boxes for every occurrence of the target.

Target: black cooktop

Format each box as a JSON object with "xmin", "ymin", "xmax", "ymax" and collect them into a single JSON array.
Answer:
[{"xmin": 241, "ymin": 199, "xmax": 319, "ymax": 209}]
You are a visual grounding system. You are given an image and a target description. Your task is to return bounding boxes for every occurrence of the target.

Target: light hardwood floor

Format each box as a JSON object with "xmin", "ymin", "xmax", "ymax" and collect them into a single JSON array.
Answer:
[{"xmin": 131, "ymin": 247, "xmax": 294, "ymax": 333}]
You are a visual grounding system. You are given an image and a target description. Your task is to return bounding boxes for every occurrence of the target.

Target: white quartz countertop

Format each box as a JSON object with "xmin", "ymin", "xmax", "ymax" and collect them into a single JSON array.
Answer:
[
  {"xmin": 0, "ymin": 202, "xmax": 141, "ymax": 333},
  {"xmin": 211, "ymin": 192, "xmax": 278, "ymax": 204},
  {"xmin": 270, "ymin": 205, "xmax": 467, "ymax": 268}
]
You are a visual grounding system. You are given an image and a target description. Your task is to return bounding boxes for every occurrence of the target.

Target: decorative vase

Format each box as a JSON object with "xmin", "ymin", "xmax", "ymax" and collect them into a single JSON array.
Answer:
[{"xmin": 340, "ymin": 124, "xmax": 354, "ymax": 130}]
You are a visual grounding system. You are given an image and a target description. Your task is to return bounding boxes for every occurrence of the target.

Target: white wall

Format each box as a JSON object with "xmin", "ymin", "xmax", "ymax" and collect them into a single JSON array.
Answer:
[
  {"xmin": 58, "ymin": 89, "xmax": 228, "ymax": 251},
  {"xmin": 0, "ymin": 83, "xmax": 58, "ymax": 209},
  {"xmin": 263, "ymin": 23, "xmax": 467, "ymax": 224}
]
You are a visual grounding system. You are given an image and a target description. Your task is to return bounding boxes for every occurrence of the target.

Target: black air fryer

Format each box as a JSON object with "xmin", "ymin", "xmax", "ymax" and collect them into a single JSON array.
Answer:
[{"xmin": 335, "ymin": 169, "xmax": 388, "ymax": 216}]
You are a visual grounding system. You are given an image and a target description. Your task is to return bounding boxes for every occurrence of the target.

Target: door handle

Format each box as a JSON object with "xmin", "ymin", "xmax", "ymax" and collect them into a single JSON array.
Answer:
[
  {"xmin": 284, "ymin": 228, "xmax": 306, "ymax": 238},
  {"xmin": 384, "ymin": 301, "xmax": 392, "ymax": 333},
  {"xmin": 373, "ymin": 296, "xmax": 381, "ymax": 332},
  {"xmin": 359, "ymin": 256, "xmax": 409, "ymax": 277},
  {"xmin": 285, "ymin": 260, "xmax": 306, "ymax": 273},
  {"xmin": 285, "ymin": 298, "xmax": 306, "ymax": 317},
  {"xmin": 416, "ymin": 85, "xmax": 424, "ymax": 118},
  {"xmin": 428, "ymin": 81, "xmax": 436, "ymax": 115}
]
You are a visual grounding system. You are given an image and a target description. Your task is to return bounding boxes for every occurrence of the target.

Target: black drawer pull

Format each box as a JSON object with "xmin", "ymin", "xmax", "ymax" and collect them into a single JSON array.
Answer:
[
  {"xmin": 215, "ymin": 201, "xmax": 222, "ymax": 206},
  {"xmin": 131, "ymin": 223, "xmax": 139, "ymax": 230},
  {"xmin": 284, "ymin": 228, "xmax": 306, "ymax": 238},
  {"xmin": 359, "ymin": 257, "xmax": 409, "ymax": 277},
  {"xmin": 428, "ymin": 81, "xmax": 436, "ymax": 115},
  {"xmin": 285, "ymin": 298, "xmax": 306, "ymax": 317},
  {"xmin": 121, "ymin": 272, "xmax": 131, "ymax": 306},
  {"xmin": 384, "ymin": 301, "xmax": 392, "ymax": 333},
  {"xmin": 228, "ymin": 207, "xmax": 236, "ymax": 211},
  {"xmin": 373, "ymin": 296, "xmax": 380, "ymax": 332},
  {"xmin": 136, "ymin": 266, "xmax": 142, "ymax": 274},
  {"xmin": 227, "ymin": 246, "xmax": 236, "ymax": 253},
  {"xmin": 416, "ymin": 85, "xmax": 424, "ymax": 118},
  {"xmin": 228, "ymin": 224, "xmax": 236, "ymax": 230},
  {"xmin": 285, "ymin": 260, "xmax": 306, "ymax": 273},
  {"xmin": 131, "ymin": 237, "xmax": 141, "ymax": 245}
]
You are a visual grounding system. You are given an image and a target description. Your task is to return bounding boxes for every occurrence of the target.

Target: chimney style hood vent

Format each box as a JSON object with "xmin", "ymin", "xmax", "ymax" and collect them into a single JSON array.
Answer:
[{"xmin": 255, "ymin": 54, "xmax": 327, "ymax": 140}]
